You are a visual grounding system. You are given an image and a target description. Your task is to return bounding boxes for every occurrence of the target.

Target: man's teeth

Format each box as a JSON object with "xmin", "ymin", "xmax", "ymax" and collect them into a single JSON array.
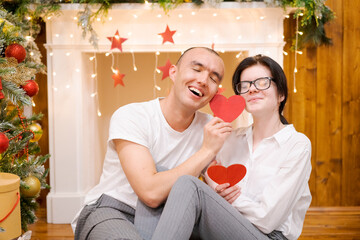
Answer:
[{"xmin": 189, "ymin": 87, "xmax": 203, "ymax": 97}]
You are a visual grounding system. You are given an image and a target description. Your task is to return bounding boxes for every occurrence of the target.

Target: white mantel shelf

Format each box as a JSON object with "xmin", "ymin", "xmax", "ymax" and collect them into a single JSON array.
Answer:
[{"xmin": 45, "ymin": 2, "xmax": 286, "ymax": 224}]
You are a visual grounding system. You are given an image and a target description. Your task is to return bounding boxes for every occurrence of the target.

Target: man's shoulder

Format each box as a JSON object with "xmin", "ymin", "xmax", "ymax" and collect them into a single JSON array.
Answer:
[{"xmin": 113, "ymin": 99, "xmax": 158, "ymax": 117}]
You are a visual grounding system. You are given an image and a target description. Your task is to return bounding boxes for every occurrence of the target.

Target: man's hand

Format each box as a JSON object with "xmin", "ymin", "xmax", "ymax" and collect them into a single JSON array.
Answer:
[
  {"xmin": 215, "ymin": 183, "xmax": 241, "ymax": 204},
  {"xmin": 202, "ymin": 117, "xmax": 232, "ymax": 156}
]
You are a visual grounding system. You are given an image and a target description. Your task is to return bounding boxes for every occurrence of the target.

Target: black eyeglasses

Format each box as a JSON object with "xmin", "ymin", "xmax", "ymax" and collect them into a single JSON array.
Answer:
[{"xmin": 236, "ymin": 77, "xmax": 273, "ymax": 94}]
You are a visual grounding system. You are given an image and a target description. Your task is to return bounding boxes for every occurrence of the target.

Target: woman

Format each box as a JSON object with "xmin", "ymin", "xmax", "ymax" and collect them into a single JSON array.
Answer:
[{"xmin": 150, "ymin": 55, "xmax": 312, "ymax": 240}]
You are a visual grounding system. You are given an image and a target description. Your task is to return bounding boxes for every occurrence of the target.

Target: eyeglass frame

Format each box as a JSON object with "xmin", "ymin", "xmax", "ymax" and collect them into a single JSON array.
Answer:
[{"xmin": 235, "ymin": 77, "xmax": 274, "ymax": 94}]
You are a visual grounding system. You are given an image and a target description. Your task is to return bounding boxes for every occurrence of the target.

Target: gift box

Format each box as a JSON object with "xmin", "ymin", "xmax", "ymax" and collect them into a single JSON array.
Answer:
[{"xmin": 0, "ymin": 173, "xmax": 21, "ymax": 240}]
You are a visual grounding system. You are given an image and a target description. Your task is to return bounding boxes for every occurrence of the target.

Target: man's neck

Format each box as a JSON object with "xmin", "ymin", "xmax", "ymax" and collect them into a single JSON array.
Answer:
[{"xmin": 159, "ymin": 97, "xmax": 196, "ymax": 132}]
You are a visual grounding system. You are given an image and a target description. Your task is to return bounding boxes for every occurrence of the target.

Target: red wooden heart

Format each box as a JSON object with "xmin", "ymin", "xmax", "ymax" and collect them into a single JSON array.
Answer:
[
  {"xmin": 207, "ymin": 164, "xmax": 246, "ymax": 187},
  {"xmin": 209, "ymin": 94, "xmax": 246, "ymax": 122}
]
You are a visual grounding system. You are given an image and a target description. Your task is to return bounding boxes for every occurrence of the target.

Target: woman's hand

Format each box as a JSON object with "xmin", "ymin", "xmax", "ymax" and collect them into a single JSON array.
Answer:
[{"xmin": 215, "ymin": 183, "xmax": 241, "ymax": 204}]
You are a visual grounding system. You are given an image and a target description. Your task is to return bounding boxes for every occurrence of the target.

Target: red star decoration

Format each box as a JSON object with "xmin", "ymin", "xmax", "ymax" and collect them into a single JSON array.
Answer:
[
  {"xmin": 157, "ymin": 59, "xmax": 172, "ymax": 80},
  {"xmin": 112, "ymin": 69, "xmax": 126, "ymax": 87},
  {"xmin": 158, "ymin": 25, "xmax": 176, "ymax": 44},
  {"xmin": 217, "ymin": 87, "xmax": 225, "ymax": 95},
  {"xmin": 107, "ymin": 30, "xmax": 128, "ymax": 52}
]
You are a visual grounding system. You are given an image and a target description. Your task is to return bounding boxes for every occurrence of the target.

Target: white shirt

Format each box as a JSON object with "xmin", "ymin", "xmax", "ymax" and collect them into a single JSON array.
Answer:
[
  {"xmin": 216, "ymin": 124, "xmax": 312, "ymax": 240},
  {"xmin": 71, "ymin": 98, "xmax": 212, "ymax": 230}
]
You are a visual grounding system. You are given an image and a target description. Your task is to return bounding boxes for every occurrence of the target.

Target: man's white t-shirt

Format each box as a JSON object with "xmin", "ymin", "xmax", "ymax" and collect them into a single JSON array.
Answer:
[{"xmin": 72, "ymin": 98, "xmax": 212, "ymax": 230}]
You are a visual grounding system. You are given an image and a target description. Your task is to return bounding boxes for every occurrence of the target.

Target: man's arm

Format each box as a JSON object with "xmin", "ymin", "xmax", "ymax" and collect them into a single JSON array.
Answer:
[{"xmin": 114, "ymin": 117, "xmax": 232, "ymax": 208}]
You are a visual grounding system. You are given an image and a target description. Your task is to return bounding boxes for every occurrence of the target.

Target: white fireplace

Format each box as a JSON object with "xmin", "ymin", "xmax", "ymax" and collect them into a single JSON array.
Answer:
[{"xmin": 45, "ymin": 2, "xmax": 286, "ymax": 223}]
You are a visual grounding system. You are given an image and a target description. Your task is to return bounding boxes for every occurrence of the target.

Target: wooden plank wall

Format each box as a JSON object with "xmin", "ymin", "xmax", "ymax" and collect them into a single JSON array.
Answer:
[{"xmin": 283, "ymin": 0, "xmax": 360, "ymax": 207}]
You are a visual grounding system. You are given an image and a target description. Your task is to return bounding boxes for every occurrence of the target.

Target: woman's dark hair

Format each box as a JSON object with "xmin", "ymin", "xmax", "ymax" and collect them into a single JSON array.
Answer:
[{"xmin": 232, "ymin": 54, "xmax": 288, "ymax": 124}]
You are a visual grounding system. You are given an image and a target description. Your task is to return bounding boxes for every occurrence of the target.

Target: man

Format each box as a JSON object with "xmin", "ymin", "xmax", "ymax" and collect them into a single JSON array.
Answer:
[{"xmin": 72, "ymin": 47, "xmax": 232, "ymax": 240}]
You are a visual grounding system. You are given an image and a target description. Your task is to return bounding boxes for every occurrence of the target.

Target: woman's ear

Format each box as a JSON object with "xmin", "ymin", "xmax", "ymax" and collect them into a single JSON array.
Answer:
[
  {"xmin": 278, "ymin": 94, "xmax": 285, "ymax": 103},
  {"xmin": 169, "ymin": 65, "xmax": 177, "ymax": 83}
]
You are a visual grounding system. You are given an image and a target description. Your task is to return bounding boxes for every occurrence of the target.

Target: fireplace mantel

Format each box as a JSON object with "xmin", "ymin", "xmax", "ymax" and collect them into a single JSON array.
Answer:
[{"xmin": 45, "ymin": 2, "xmax": 286, "ymax": 223}]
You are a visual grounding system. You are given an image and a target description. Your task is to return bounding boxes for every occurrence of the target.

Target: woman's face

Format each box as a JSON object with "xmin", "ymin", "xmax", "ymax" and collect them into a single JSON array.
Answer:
[{"xmin": 240, "ymin": 64, "xmax": 283, "ymax": 118}]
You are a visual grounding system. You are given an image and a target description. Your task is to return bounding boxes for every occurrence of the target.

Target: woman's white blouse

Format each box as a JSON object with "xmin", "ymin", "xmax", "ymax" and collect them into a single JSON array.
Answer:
[{"xmin": 216, "ymin": 124, "xmax": 312, "ymax": 240}]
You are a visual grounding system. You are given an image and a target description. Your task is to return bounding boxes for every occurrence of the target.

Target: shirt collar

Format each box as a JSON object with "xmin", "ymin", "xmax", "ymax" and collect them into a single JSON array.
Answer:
[{"xmin": 235, "ymin": 124, "xmax": 295, "ymax": 145}]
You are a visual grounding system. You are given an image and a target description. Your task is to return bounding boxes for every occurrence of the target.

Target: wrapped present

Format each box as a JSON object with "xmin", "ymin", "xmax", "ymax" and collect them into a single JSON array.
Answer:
[{"xmin": 0, "ymin": 173, "xmax": 21, "ymax": 240}]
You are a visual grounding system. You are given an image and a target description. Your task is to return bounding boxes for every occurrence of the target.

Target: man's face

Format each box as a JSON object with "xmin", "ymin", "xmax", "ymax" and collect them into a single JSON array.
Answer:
[{"xmin": 170, "ymin": 48, "xmax": 225, "ymax": 111}]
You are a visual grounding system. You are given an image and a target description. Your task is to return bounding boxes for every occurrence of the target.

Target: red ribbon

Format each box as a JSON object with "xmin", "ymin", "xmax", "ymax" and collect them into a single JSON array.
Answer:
[{"xmin": 0, "ymin": 192, "xmax": 20, "ymax": 223}]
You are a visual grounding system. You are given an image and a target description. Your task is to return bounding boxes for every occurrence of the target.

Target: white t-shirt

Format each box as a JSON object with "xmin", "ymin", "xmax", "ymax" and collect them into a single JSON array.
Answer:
[
  {"xmin": 72, "ymin": 98, "xmax": 212, "ymax": 230},
  {"xmin": 215, "ymin": 124, "xmax": 312, "ymax": 240}
]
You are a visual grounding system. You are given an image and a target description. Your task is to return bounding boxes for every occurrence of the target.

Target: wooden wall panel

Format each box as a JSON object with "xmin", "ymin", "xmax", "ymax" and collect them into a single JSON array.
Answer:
[
  {"xmin": 315, "ymin": 0, "xmax": 343, "ymax": 206},
  {"xmin": 342, "ymin": 0, "xmax": 360, "ymax": 206},
  {"xmin": 284, "ymin": 0, "xmax": 360, "ymax": 206}
]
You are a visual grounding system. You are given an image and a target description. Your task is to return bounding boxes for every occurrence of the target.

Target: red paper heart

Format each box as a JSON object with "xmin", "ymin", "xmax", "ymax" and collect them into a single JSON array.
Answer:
[
  {"xmin": 209, "ymin": 94, "xmax": 246, "ymax": 122},
  {"xmin": 207, "ymin": 164, "xmax": 246, "ymax": 187}
]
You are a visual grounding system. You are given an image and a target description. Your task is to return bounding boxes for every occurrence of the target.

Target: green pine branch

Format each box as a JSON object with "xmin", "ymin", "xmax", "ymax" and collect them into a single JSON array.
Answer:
[{"xmin": 1, "ymin": 80, "xmax": 31, "ymax": 105}]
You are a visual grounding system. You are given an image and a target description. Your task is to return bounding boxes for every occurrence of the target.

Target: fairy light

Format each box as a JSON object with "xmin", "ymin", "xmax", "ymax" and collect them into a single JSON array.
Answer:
[
  {"xmin": 30, "ymin": 52, "xmax": 34, "ymax": 56},
  {"xmin": 97, "ymin": 18, "xmax": 101, "ymax": 22},
  {"xmin": 66, "ymin": 52, "xmax": 71, "ymax": 56},
  {"xmin": 133, "ymin": 15, "xmax": 138, "ymax": 19},
  {"xmin": 297, "ymin": 31, "xmax": 303, "ymax": 35},
  {"xmin": 236, "ymin": 16, "xmax": 241, "ymax": 20},
  {"xmin": 91, "ymin": 74, "xmax": 97, "ymax": 78},
  {"xmin": 49, "ymin": 52, "xmax": 53, "ymax": 56},
  {"xmin": 131, "ymin": 51, "xmax": 137, "ymax": 71},
  {"xmin": 293, "ymin": 14, "xmax": 299, "ymax": 93},
  {"xmin": 156, "ymin": 51, "xmax": 160, "ymax": 56},
  {"xmin": 47, "ymin": 16, "xmax": 51, "ymax": 20},
  {"xmin": 32, "ymin": 100, "xmax": 36, "ymax": 107},
  {"xmin": 105, "ymin": 52, "xmax": 111, "ymax": 57},
  {"xmin": 75, "ymin": 68, "xmax": 80, "ymax": 72},
  {"xmin": 178, "ymin": 14, "xmax": 183, "ymax": 18},
  {"xmin": 145, "ymin": 0, "xmax": 149, "ymax": 4},
  {"xmin": 284, "ymin": 15, "xmax": 290, "ymax": 19},
  {"xmin": 157, "ymin": 14, "xmax": 162, "ymax": 18},
  {"xmin": 236, "ymin": 52, "xmax": 242, "ymax": 58},
  {"xmin": 89, "ymin": 56, "xmax": 95, "ymax": 61},
  {"xmin": 70, "ymin": 34, "xmax": 74, "ymax": 38},
  {"xmin": 190, "ymin": 29, "xmax": 195, "ymax": 33},
  {"xmin": 213, "ymin": 13, "xmax": 217, "ymax": 17},
  {"xmin": 296, "ymin": 51, "xmax": 303, "ymax": 55},
  {"xmin": 283, "ymin": 51, "xmax": 288, "ymax": 56},
  {"xmin": 109, "ymin": 17, "xmax": 113, "ymax": 21},
  {"xmin": 259, "ymin": 16, "xmax": 265, "ymax": 20},
  {"xmin": 91, "ymin": 93, "xmax": 97, "ymax": 98},
  {"xmin": 155, "ymin": 85, "xmax": 161, "ymax": 91},
  {"xmin": 73, "ymin": 17, "xmax": 78, "ymax": 21},
  {"xmin": 89, "ymin": 52, "xmax": 101, "ymax": 117},
  {"xmin": 66, "ymin": 84, "xmax": 70, "ymax": 89},
  {"xmin": 55, "ymin": 34, "xmax": 59, "ymax": 38},
  {"xmin": 191, "ymin": 12, "xmax": 196, "ymax": 16},
  {"xmin": 25, "ymin": 36, "xmax": 31, "ymax": 41}
]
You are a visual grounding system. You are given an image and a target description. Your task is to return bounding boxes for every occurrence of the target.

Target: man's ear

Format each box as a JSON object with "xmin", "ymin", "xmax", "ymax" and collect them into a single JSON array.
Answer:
[{"xmin": 169, "ymin": 65, "xmax": 177, "ymax": 83}]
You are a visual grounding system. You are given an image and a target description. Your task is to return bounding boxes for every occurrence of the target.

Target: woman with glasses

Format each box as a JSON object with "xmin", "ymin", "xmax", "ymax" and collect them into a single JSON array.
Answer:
[{"xmin": 150, "ymin": 55, "xmax": 312, "ymax": 240}]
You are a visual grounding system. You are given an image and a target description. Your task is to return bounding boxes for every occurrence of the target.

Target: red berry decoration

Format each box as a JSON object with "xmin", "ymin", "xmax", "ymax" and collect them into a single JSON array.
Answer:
[
  {"xmin": 0, "ymin": 132, "xmax": 9, "ymax": 154},
  {"xmin": 22, "ymin": 80, "xmax": 39, "ymax": 97},
  {"xmin": 5, "ymin": 43, "xmax": 27, "ymax": 63}
]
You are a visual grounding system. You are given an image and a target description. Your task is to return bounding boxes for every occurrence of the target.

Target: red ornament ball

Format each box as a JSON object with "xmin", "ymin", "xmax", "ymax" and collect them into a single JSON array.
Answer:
[
  {"xmin": 22, "ymin": 80, "xmax": 39, "ymax": 97},
  {"xmin": 5, "ymin": 43, "xmax": 27, "ymax": 63},
  {"xmin": 0, "ymin": 132, "xmax": 9, "ymax": 154}
]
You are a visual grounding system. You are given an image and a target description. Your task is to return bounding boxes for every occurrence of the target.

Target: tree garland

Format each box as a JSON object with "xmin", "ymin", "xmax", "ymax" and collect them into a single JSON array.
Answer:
[{"xmin": 1, "ymin": 0, "xmax": 334, "ymax": 50}]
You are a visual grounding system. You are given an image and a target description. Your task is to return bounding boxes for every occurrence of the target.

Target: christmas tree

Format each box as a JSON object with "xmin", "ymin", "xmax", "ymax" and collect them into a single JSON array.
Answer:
[{"xmin": 0, "ymin": 7, "xmax": 49, "ymax": 231}]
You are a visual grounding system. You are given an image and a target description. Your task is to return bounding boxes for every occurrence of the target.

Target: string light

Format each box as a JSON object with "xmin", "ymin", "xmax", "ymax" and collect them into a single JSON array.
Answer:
[
  {"xmin": 109, "ymin": 17, "xmax": 113, "ymax": 21},
  {"xmin": 236, "ymin": 52, "xmax": 242, "ymax": 58},
  {"xmin": 259, "ymin": 16, "xmax": 265, "ymax": 20},
  {"xmin": 293, "ymin": 14, "xmax": 300, "ymax": 94},
  {"xmin": 191, "ymin": 12, "xmax": 196, "ymax": 16},
  {"xmin": 131, "ymin": 51, "xmax": 137, "ymax": 71},
  {"xmin": 283, "ymin": 51, "xmax": 288, "ymax": 56},
  {"xmin": 32, "ymin": 100, "xmax": 36, "ymax": 107},
  {"xmin": 153, "ymin": 52, "xmax": 160, "ymax": 97},
  {"xmin": 105, "ymin": 52, "xmax": 111, "ymax": 57}
]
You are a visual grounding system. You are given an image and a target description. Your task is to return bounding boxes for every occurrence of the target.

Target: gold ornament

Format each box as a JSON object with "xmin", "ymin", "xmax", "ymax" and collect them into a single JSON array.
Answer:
[
  {"xmin": 21, "ymin": 176, "xmax": 41, "ymax": 198},
  {"xmin": 28, "ymin": 123, "xmax": 43, "ymax": 142},
  {"xmin": 0, "ymin": 58, "xmax": 36, "ymax": 85},
  {"xmin": 0, "ymin": 18, "xmax": 16, "ymax": 33}
]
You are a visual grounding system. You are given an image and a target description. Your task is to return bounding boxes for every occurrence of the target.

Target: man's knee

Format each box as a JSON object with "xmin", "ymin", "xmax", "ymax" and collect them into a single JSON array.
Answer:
[{"xmin": 88, "ymin": 218, "xmax": 142, "ymax": 240}]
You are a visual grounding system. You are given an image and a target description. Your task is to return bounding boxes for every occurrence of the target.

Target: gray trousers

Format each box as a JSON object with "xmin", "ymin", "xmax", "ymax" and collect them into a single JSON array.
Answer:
[
  {"xmin": 74, "ymin": 194, "xmax": 143, "ymax": 240},
  {"xmin": 150, "ymin": 175, "xmax": 283, "ymax": 240}
]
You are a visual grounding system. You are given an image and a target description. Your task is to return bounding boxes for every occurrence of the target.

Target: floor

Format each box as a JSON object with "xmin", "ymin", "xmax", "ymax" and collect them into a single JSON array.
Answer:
[{"xmin": 27, "ymin": 207, "xmax": 360, "ymax": 240}]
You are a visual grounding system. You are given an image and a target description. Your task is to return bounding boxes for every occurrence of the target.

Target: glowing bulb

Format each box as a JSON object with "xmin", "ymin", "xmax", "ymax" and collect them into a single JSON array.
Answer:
[
  {"xmin": 115, "ymin": 35, "xmax": 120, "ymax": 40},
  {"xmin": 283, "ymin": 51, "xmax": 288, "ymax": 56},
  {"xmin": 66, "ymin": 84, "xmax": 70, "ymax": 89},
  {"xmin": 133, "ymin": 15, "xmax": 138, "ymax": 19},
  {"xmin": 145, "ymin": 0, "xmax": 149, "ymax": 4},
  {"xmin": 155, "ymin": 85, "xmax": 161, "ymax": 91},
  {"xmin": 53, "ymin": 72, "xmax": 56, "ymax": 76},
  {"xmin": 91, "ymin": 93, "xmax": 97, "ymax": 97},
  {"xmin": 105, "ymin": 52, "xmax": 111, "ymax": 56},
  {"xmin": 213, "ymin": 13, "xmax": 217, "ymax": 17},
  {"xmin": 55, "ymin": 34, "xmax": 59, "ymax": 38},
  {"xmin": 191, "ymin": 12, "xmax": 196, "ymax": 16},
  {"xmin": 111, "ymin": 67, "xmax": 118, "ymax": 74},
  {"xmin": 75, "ymin": 68, "xmax": 80, "ymax": 72},
  {"xmin": 47, "ymin": 16, "xmax": 51, "ymax": 20},
  {"xmin": 109, "ymin": 16, "xmax": 113, "ymax": 21},
  {"xmin": 32, "ymin": 100, "xmax": 36, "ymax": 107},
  {"xmin": 236, "ymin": 16, "xmax": 241, "ymax": 20},
  {"xmin": 74, "ymin": 17, "xmax": 78, "ymax": 20},
  {"xmin": 89, "ymin": 56, "xmax": 95, "ymax": 61},
  {"xmin": 238, "ymin": 35, "xmax": 242, "ymax": 40},
  {"xmin": 97, "ymin": 18, "xmax": 101, "ymax": 21},
  {"xmin": 156, "ymin": 51, "xmax": 160, "ymax": 55},
  {"xmin": 282, "ymin": 35, "xmax": 285, "ymax": 39},
  {"xmin": 66, "ymin": 52, "xmax": 71, "ymax": 56},
  {"xmin": 298, "ymin": 31, "xmax": 303, "ymax": 35},
  {"xmin": 53, "ymin": 87, "xmax": 58, "ymax": 92},
  {"xmin": 30, "ymin": 52, "xmax": 34, "ymax": 56},
  {"xmin": 25, "ymin": 36, "xmax": 31, "ymax": 40},
  {"xmin": 49, "ymin": 52, "xmax": 53, "ymax": 56},
  {"xmin": 27, "ymin": 16, "xmax": 31, "ymax": 20},
  {"xmin": 236, "ymin": 52, "xmax": 242, "ymax": 58},
  {"xmin": 294, "ymin": 67, "xmax": 298, "ymax": 73},
  {"xmin": 134, "ymin": 66, "xmax": 137, "ymax": 71},
  {"xmin": 299, "ymin": 13, "xmax": 304, "ymax": 16},
  {"xmin": 285, "ymin": 15, "xmax": 290, "ymax": 18},
  {"xmin": 260, "ymin": 16, "xmax": 265, "ymax": 20},
  {"xmin": 156, "ymin": 69, "xmax": 161, "ymax": 73},
  {"xmin": 219, "ymin": 84, "xmax": 223, "ymax": 88},
  {"xmin": 70, "ymin": 34, "xmax": 74, "ymax": 38},
  {"xmin": 157, "ymin": 14, "xmax": 162, "ymax": 18},
  {"xmin": 97, "ymin": 110, "xmax": 102, "ymax": 117},
  {"xmin": 296, "ymin": 51, "xmax": 303, "ymax": 55},
  {"xmin": 91, "ymin": 74, "xmax": 97, "ymax": 78},
  {"xmin": 294, "ymin": 88, "xmax": 297, "ymax": 93},
  {"xmin": 178, "ymin": 14, "xmax": 183, "ymax": 18},
  {"xmin": 190, "ymin": 29, "xmax": 195, "ymax": 33}
]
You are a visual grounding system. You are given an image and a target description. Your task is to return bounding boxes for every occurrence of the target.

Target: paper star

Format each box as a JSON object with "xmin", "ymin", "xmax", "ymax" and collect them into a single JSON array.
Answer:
[
  {"xmin": 112, "ymin": 69, "xmax": 126, "ymax": 87},
  {"xmin": 107, "ymin": 30, "xmax": 128, "ymax": 51},
  {"xmin": 157, "ymin": 59, "xmax": 172, "ymax": 80},
  {"xmin": 158, "ymin": 25, "xmax": 176, "ymax": 44},
  {"xmin": 217, "ymin": 87, "xmax": 225, "ymax": 95}
]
